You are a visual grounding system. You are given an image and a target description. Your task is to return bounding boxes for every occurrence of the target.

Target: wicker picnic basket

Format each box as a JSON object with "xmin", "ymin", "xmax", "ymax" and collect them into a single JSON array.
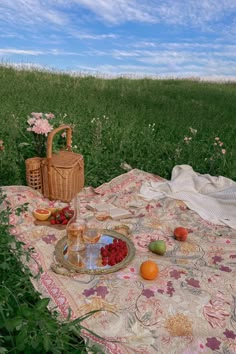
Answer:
[
  {"xmin": 25, "ymin": 125, "xmax": 84, "ymax": 202},
  {"xmin": 41, "ymin": 125, "xmax": 84, "ymax": 202},
  {"xmin": 25, "ymin": 157, "xmax": 43, "ymax": 193}
]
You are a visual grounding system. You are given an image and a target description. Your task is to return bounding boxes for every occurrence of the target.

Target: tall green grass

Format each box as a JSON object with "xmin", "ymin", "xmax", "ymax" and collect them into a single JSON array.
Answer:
[{"xmin": 0, "ymin": 65, "xmax": 236, "ymax": 187}]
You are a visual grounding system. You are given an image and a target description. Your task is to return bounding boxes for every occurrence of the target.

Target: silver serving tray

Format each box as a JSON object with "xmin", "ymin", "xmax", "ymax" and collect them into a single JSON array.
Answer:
[{"xmin": 54, "ymin": 229, "xmax": 135, "ymax": 275}]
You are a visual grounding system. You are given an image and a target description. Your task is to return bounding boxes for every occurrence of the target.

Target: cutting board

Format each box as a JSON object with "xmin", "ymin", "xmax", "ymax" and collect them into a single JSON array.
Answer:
[{"xmin": 33, "ymin": 219, "xmax": 67, "ymax": 230}]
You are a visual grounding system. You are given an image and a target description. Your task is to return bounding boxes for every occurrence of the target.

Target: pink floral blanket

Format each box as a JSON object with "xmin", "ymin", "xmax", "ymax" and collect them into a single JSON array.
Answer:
[{"xmin": 2, "ymin": 169, "xmax": 236, "ymax": 354}]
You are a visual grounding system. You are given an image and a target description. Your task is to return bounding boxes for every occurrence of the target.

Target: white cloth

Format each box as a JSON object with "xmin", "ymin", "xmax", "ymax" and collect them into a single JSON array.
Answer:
[{"xmin": 139, "ymin": 165, "xmax": 236, "ymax": 229}]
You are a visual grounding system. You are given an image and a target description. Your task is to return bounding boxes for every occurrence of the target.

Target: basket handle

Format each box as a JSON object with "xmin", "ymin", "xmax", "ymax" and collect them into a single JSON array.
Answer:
[
  {"xmin": 46, "ymin": 125, "xmax": 72, "ymax": 158},
  {"xmin": 46, "ymin": 125, "xmax": 72, "ymax": 200}
]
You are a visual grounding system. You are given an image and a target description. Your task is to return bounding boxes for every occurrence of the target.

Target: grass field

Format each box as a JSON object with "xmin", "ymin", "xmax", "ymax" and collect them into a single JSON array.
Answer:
[
  {"xmin": 0, "ymin": 65, "xmax": 236, "ymax": 187},
  {"xmin": 0, "ymin": 65, "xmax": 235, "ymax": 353}
]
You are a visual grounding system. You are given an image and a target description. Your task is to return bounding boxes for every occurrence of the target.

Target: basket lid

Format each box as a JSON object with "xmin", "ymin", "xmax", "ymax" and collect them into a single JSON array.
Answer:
[{"xmin": 50, "ymin": 151, "xmax": 83, "ymax": 168}]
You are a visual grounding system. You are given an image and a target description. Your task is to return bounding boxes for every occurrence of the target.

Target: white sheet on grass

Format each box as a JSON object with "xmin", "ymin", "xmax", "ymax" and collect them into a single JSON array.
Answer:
[{"xmin": 139, "ymin": 165, "xmax": 236, "ymax": 229}]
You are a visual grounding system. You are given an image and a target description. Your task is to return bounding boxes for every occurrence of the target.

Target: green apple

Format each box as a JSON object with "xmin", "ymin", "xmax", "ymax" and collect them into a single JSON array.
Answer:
[{"xmin": 148, "ymin": 240, "xmax": 166, "ymax": 255}]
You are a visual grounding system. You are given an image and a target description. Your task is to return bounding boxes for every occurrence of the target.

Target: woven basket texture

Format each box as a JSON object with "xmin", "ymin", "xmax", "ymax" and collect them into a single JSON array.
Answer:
[
  {"xmin": 41, "ymin": 151, "xmax": 84, "ymax": 202},
  {"xmin": 25, "ymin": 125, "xmax": 84, "ymax": 202},
  {"xmin": 25, "ymin": 157, "xmax": 43, "ymax": 193}
]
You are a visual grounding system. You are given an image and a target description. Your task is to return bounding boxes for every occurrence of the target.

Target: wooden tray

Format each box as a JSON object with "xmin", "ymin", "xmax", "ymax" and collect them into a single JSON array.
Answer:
[
  {"xmin": 34, "ymin": 219, "xmax": 67, "ymax": 229},
  {"xmin": 53, "ymin": 229, "xmax": 135, "ymax": 275}
]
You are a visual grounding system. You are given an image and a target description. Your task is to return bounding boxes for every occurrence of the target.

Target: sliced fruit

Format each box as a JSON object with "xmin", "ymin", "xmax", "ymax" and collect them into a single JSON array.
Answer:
[{"xmin": 33, "ymin": 208, "xmax": 51, "ymax": 221}]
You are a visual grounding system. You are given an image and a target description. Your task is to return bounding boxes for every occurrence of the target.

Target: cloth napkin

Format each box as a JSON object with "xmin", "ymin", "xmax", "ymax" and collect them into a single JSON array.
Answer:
[{"xmin": 139, "ymin": 165, "xmax": 236, "ymax": 229}]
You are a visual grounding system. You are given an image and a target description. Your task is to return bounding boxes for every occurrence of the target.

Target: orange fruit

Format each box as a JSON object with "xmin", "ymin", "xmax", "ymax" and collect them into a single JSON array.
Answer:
[
  {"xmin": 33, "ymin": 208, "xmax": 51, "ymax": 221},
  {"xmin": 140, "ymin": 260, "xmax": 159, "ymax": 280}
]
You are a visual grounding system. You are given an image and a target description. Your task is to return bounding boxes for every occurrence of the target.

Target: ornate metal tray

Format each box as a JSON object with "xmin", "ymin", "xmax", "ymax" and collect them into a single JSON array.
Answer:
[{"xmin": 53, "ymin": 229, "xmax": 136, "ymax": 275}]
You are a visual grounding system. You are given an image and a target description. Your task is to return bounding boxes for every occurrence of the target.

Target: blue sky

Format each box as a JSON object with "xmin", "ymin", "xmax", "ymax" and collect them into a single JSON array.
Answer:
[{"xmin": 0, "ymin": 0, "xmax": 236, "ymax": 79}]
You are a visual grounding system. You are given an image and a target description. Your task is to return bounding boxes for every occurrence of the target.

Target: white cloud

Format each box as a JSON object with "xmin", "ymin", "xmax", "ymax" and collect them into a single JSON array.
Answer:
[
  {"xmin": 69, "ymin": 30, "xmax": 118, "ymax": 40},
  {"xmin": 68, "ymin": 0, "xmax": 156, "ymax": 24},
  {"xmin": 0, "ymin": 48, "xmax": 83, "ymax": 56},
  {"xmin": 0, "ymin": 0, "xmax": 235, "ymax": 80},
  {"xmin": 59, "ymin": 0, "xmax": 236, "ymax": 27},
  {"xmin": 0, "ymin": 0, "xmax": 235, "ymax": 29},
  {"xmin": 0, "ymin": 0, "xmax": 68, "ymax": 26},
  {"xmin": 0, "ymin": 48, "xmax": 44, "ymax": 56}
]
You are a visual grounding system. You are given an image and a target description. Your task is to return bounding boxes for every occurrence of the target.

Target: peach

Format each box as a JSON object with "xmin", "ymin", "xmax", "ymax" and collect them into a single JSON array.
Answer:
[{"xmin": 174, "ymin": 227, "xmax": 188, "ymax": 241}]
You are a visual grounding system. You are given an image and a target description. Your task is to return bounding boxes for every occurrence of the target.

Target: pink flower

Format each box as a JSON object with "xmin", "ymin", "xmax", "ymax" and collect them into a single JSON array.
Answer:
[
  {"xmin": 61, "ymin": 132, "xmax": 66, "ymax": 138},
  {"xmin": 221, "ymin": 149, "xmax": 226, "ymax": 154},
  {"xmin": 44, "ymin": 113, "xmax": 55, "ymax": 120},
  {"xmin": 31, "ymin": 119, "xmax": 53, "ymax": 135},
  {"xmin": 0, "ymin": 139, "xmax": 4, "ymax": 151},
  {"xmin": 219, "ymin": 142, "xmax": 223, "ymax": 146},
  {"xmin": 27, "ymin": 117, "xmax": 36, "ymax": 126},
  {"xmin": 31, "ymin": 112, "xmax": 43, "ymax": 119},
  {"xmin": 215, "ymin": 137, "xmax": 220, "ymax": 141}
]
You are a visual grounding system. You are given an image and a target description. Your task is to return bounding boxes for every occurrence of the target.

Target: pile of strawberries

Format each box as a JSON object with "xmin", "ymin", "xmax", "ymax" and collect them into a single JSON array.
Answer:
[
  {"xmin": 100, "ymin": 238, "xmax": 128, "ymax": 266},
  {"xmin": 50, "ymin": 206, "xmax": 74, "ymax": 225}
]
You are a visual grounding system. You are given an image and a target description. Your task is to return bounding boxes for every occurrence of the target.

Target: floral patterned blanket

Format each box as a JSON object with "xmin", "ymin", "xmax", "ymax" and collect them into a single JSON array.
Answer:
[{"xmin": 2, "ymin": 169, "xmax": 236, "ymax": 354}]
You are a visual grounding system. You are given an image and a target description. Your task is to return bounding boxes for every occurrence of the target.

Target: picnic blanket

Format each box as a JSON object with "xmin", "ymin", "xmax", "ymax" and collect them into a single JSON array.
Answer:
[
  {"xmin": 2, "ymin": 168, "xmax": 236, "ymax": 354},
  {"xmin": 140, "ymin": 165, "xmax": 236, "ymax": 229}
]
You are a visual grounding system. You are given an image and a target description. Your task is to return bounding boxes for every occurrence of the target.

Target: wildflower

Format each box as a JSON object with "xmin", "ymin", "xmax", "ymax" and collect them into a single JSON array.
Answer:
[
  {"xmin": 27, "ymin": 117, "xmax": 36, "ymax": 126},
  {"xmin": 0, "ymin": 139, "xmax": 4, "ymax": 151},
  {"xmin": 175, "ymin": 147, "xmax": 182, "ymax": 158},
  {"xmin": 26, "ymin": 112, "xmax": 55, "ymax": 156},
  {"xmin": 221, "ymin": 149, "xmax": 226, "ymax": 155},
  {"xmin": 61, "ymin": 132, "xmax": 66, "ymax": 138},
  {"xmin": 184, "ymin": 136, "xmax": 192, "ymax": 144},
  {"xmin": 219, "ymin": 142, "xmax": 223, "ymax": 147},
  {"xmin": 27, "ymin": 118, "xmax": 53, "ymax": 135},
  {"xmin": 189, "ymin": 127, "xmax": 197, "ymax": 135},
  {"xmin": 44, "ymin": 113, "xmax": 55, "ymax": 120},
  {"xmin": 148, "ymin": 123, "xmax": 156, "ymax": 132},
  {"xmin": 213, "ymin": 142, "xmax": 217, "ymax": 146},
  {"xmin": 215, "ymin": 137, "xmax": 220, "ymax": 141},
  {"xmin": 120, "ymin": 162, "xmax": 132, "ymax": 171},
  {"xmin": 31, "ymin": 112, "xmax": 43, "ymax": 119}
]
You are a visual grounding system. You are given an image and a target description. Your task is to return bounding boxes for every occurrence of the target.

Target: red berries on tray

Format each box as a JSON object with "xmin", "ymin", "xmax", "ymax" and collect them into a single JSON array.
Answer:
[
  {"xmin": 100, "ymin": 239, "xmax": 128, "ymax": 266},
  {"xmin": 50, "ymin": 206, "xmax": 74, "ymax": 225}
]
